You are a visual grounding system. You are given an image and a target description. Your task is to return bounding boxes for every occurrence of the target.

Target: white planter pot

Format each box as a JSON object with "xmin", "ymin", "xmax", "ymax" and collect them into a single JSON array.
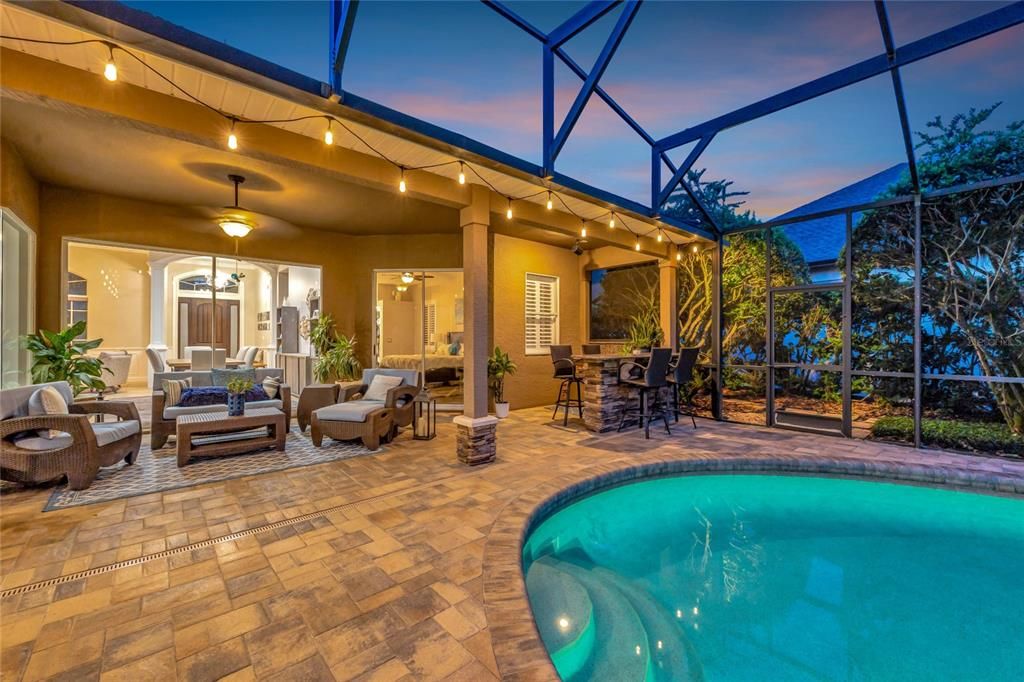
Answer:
[{"xmin": 495, "ymin": 402, "xmax": 510, "ymax": 419}]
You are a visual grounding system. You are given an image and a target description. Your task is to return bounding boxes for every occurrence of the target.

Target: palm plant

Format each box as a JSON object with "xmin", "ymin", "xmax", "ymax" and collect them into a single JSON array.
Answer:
[
  {"xmin": 310, "ymin": 316, "xmax": 361, "ymax": 382},
  {"xmin": 622, "ymin": 304, "xmax": 663, "ymax": 353},
  {"xmin": 23, "ymin": 321, "xmax": 107, "ymax": 396}
]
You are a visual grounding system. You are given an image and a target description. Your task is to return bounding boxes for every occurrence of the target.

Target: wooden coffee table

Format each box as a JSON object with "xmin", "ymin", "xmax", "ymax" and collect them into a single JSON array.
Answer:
[{"xmin": 176, "ymin": 408, "xmax": 286, "ymax": 467}]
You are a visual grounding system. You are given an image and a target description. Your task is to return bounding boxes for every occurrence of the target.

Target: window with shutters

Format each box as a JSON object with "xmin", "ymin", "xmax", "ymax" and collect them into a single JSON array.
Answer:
[
  {"xmin": 422, "ymin": 302, "xmax": 437, "ymax": 345},
  {"xmin": 525, "ymin": 273, "xmax": 559, "ymax": 355}
]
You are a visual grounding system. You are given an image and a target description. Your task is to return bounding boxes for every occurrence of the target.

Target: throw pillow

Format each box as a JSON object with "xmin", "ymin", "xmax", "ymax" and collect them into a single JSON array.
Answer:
[
  {"xmin": 178, "ymin": 386, "xmax": 227, "ymax": 407},
  {"xmin": 244, "ymin": 386, "xmax": 270, "ymax": 402},
  {"xmin": 211, "ymin": 368, "xmax": 257, "ymax": 387},
  {"xmin": 448, "ymin": 342, "xmax": 460, "ymax": 356},
  {"xmin": 363, "ymin": 374, "xmax": 403, "ymax": 401},
  {"xmin": 161, "ymin": 378, "xmax": 192, "ymax": 406},
  {"xmin": 29, "ymin": 386, "xmax": 68, "ymax": 439},
  {"xmin": 262, "ymin": 375, "xmax": 282, "ymax": 399}
]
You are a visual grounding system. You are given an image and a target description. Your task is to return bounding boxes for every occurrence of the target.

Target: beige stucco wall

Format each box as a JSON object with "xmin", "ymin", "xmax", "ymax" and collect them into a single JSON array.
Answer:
[
  {"xmin": 1, "ymin": 138, "xmax": 39, "ymax": 230},
  {"xmin": 493, "ymin": 233, "xmax": 582, "ymax": 410}
]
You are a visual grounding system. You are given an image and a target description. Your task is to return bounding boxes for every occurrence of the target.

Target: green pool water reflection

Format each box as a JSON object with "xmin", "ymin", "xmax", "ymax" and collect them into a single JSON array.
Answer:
[{"xmin": 522, "ymin": 474, "xmax": 1024, "ymax": 681}]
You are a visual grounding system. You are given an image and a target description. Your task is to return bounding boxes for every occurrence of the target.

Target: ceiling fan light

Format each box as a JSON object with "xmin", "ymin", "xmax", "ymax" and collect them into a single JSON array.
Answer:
[
  {"xmin": 219, "ymin": 217, "xmax": 254, "ymax": 238},
  {"xmin": 401, "ymin": 272, "xmax": 415, "ymax": 284}
]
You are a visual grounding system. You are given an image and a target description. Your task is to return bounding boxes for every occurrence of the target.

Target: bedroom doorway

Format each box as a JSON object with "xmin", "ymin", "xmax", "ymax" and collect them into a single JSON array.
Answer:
[{"xmin": 373, "ymin": 269, "xmax": 464, "ymax": 410}]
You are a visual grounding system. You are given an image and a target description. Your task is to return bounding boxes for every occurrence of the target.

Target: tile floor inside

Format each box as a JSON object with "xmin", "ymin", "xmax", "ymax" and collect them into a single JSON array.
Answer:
[{"xmin": 2, "ymin": 407, "xmax": 1022, "ymax": 681}]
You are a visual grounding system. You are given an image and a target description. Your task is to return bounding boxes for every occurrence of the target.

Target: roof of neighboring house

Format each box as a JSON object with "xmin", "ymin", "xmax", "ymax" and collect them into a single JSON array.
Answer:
[{"xmin": 771, "ymin": 163, "xmax": 908, "ymax": 266}]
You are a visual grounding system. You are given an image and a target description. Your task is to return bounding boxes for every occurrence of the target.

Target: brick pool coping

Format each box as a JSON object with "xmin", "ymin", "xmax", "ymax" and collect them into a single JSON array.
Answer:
[{"xmin": 481, "ymin": 452, "xmax": 1024, "ymax": 681}]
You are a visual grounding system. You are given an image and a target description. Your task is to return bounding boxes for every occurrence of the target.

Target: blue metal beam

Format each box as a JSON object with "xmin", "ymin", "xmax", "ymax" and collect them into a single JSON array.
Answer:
[
  {"xmin": 656, "ymin": 1, "xmax": 1024, "ymax": 151},
  {"xmin": 657, "ymin": 134, "xmax": 715, "ymax": 207},
  {"xmin": 542, "ymin": 45, "xmax": 554, "ymax": 176},
  {"xmin": 329, "ymin": 0, "xmax": 359, "ymax": 93},
  {"xmin": 550, "ymin": 0, "xmax": 641, "ymax": 163},
  {"xmin": 479, "ymin": 1, "xmax": 547, "ymax": 42},
  {"xmin": 874, "ymin": 0, "xmax": 920, "ymax": 192},
  {"xmin": 547, "ymin": 1, "xmax": 620, "ymax": 49}
]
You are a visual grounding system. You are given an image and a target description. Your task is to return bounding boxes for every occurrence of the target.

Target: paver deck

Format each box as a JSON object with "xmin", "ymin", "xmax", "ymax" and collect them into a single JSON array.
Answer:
[{"xmin": 2, "ymin": 407, "xmax": 1021, "ymax": 680}]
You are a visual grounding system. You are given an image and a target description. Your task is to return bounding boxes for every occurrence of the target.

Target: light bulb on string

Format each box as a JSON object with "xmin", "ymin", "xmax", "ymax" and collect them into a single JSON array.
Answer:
[
  {"xmin": 227, "ymin": 119, "xmax": 238, "ymax": 150},
  {"xmin": 546, "ymin": 192, "xmax": 553, "ymax": 210},
  {"xmin": 692, "ymin": 244, "xmax": 699, "ymax": 253},
  {"xmin": 399, "ymin": 168, "xmax": 407, "ymax": 193},
  {"xmin": 657, "ymin": 231, "xmax": 663, "ymax": 243},
  {"xmin": 580, "ymin": 220, "xmax": 587, "ymax": 238},
  {"xmin": 323, "ymin": 119, "xmax": 334, "ymax": 145},
  {"xmin": 676, "ymin": 248, "xmax": 683, "ymax": 261},
  {"xmin": 458, "ymin": 162, "xmax": 466, "ymax": 185},
  {"xmin": 103, "ymin": 45, "xmax": 117, "ymax": 81},
  {"xmin": 635, "ymin": 237, "xmax": 641, "ymax": 252},
  {"xmin": 506, "ymin": 198, "xmax": 513, "ymax": 220},
  {"xmin": 609, "ymin": 214, "xmax": 616, "ymax": 229}
]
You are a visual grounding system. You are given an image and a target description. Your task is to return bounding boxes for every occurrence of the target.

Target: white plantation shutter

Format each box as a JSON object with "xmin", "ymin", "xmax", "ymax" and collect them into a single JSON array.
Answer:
[
  {"xmin": 525, "ymin": 273, "xmax": 558, "ymax": 354},
  {"xmin": 422, "ymin": 302, "xmax": 437, "ymax": 345}
]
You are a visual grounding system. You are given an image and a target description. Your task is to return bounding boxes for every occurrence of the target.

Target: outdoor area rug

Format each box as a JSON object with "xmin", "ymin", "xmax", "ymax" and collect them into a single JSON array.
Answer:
[{"xmin": 41, "ymin": 427, "xmax": 379, "ymax": 511}]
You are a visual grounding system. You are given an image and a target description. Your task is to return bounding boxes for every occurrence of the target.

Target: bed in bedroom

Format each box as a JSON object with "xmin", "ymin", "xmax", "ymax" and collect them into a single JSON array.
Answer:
[{"xmin": 378, "ymin": 353, "xmax": 463, "ymax": 385}]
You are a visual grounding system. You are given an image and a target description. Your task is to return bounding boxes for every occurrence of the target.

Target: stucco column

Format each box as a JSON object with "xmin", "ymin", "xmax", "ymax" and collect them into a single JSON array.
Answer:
[
  {"xmin": 146, "ymin": 261, "xmax": 168, "ymax": 387},
  {"xmin": 660, "ymin": 255, "xmax": 679, "ymax": 351},
  {"xmin": 454, "ymin": 185, "xmax": 498, "ymax": 465}
]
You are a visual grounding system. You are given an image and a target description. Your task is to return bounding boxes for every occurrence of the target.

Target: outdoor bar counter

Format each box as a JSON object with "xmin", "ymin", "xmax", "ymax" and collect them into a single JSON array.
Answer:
[{"xmin": 572, "ymin": 352, "xmax": 656, "ymax": 433}]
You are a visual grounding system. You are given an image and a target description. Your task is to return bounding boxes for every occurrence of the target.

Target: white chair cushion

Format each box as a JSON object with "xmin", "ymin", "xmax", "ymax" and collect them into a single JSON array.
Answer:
[
  {"xmin": 363, "ymin": 375, "xmax": 402, "ymax": 401},
  {"xmin": 30, "ymin": 386, "xmax": 69, "ymax": 439},
  {"xmin": 91, "ymin": 420, "xmax": 140, "ymax": 447},
  {"xmin": 245, "ymin": 399, "xmax": 282, "ymax": 411},
  {"xmin": 315, "ymin": 401, "xmax": 386, "ymax": 424},
  {"xmin": 163, "ymin": 404, "xmax": 229, "ymax": 419},
  {"xmin": 11, "ymin": 432, "xmax": 74, "ymax": 451}
]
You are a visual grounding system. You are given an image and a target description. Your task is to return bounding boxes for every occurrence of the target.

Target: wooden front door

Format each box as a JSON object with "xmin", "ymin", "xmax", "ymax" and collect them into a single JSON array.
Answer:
[{"xmin": 180, "ymin": 299, "xmax": 238, "ymax": 355}]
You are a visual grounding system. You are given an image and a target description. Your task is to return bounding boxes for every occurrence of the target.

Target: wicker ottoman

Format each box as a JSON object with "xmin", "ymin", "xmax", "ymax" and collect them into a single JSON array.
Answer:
[
  {"xmin": 296, "ymin": 383, "xmax": 340, "ymax": 433},
  {"xmin": 311, "ymin": 403, "xmax": 392, "ymax": 450}
]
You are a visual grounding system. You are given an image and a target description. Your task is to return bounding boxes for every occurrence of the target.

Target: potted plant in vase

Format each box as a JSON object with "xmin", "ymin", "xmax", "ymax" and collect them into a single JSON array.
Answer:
[
  {"xmin": 225, "ymin": 376, "xmax": 254, "ymax": 416},
  {"xmin": 23, "ymin": 321, "xmax": 108, "ymax": 396},
  {"xmin": 487, "ymin": 346, "xmax": 517, "ymax": 419}
]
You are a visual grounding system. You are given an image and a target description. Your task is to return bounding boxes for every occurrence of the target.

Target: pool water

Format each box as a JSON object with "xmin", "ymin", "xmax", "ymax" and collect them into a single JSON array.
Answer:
[{"xmin": 522, "ymin": 475, "xmax": 1024, "ymax": 681}]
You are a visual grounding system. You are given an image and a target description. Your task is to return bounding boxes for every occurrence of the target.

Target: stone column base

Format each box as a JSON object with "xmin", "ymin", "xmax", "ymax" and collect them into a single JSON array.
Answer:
[{"xmin": 453, "ymin": 415, "xmax": 498, "ymax": 466}]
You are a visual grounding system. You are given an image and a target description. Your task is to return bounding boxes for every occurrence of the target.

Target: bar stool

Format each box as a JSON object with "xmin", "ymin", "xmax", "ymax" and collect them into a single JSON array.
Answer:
[
  {"xmin": 667, "ymin": 347, "xmax": 700, "ymax": 429},
  {"xmin": 617, "ymin": 347, "xmax": 673, "ymax": 439},
  {"xmin": 550, "ymin": 345, "xmax": 584, "ymax": 426},
  {"xmin": 582, "ymin": 343, "xmax": 602, "ymax": 354}
]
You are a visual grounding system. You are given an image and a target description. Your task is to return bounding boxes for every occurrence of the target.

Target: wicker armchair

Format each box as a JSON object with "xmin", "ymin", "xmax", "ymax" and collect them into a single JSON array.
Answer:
[
  {"xmin": 0, "ymin": 382, "xmax": 142, "ymax": 490},
  {"xmin": 312, "ymin": 369, "xmax": 420, "ymax": 449}
]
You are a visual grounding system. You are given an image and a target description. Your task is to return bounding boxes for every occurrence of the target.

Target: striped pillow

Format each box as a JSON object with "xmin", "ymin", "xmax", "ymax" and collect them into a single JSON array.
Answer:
[
  {"xmin": 161, "ymin": 378, "xmax": 192, "ymax": 406},
  {"xmin": 262, "ymin": 375, "xmax": 282, "ymax": 400}
]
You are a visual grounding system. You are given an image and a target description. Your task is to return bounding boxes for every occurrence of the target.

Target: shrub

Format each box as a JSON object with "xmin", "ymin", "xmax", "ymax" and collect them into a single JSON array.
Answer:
[{"xmin": 870, "ymin": 416, "xmax": 1024, "ymax": 456}]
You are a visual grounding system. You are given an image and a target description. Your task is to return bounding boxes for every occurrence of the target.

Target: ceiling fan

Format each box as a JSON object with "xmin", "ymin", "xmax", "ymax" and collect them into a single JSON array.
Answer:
[{"xmin": 399, "ymin": 272, "xmax": 435, "ymax": 284}]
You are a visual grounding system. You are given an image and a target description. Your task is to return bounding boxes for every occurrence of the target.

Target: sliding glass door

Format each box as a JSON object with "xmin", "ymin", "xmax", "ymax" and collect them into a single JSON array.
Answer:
[{"xmin": 374, "ymin": 269, "xmax": 464, "ymax": 409}]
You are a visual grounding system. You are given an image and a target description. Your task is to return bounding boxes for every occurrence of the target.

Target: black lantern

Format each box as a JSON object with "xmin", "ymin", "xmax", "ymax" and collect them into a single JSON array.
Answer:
[{"xmin": 413, "ymin": 390, "xmax": 436, "ymax": 440}]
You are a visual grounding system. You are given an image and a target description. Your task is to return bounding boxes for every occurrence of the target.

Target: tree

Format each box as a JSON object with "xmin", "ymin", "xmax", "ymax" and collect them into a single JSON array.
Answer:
[{"xmin": 854, "ymin": 104, "xmax": 1024, "ymax": 434}]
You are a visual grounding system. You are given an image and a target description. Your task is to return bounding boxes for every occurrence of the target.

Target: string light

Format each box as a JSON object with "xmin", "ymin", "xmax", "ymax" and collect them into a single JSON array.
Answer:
[
  {"xmin": 580, "ymin": 220, "xmax": 587, "ymax": 238},
  {"xmin": 0, "ymin": 34, "xmax": 703, "ymax": 246},
  {"xmin": 103, "ymin": 44, "xmax": 117, "ymax": 81},
  {"xmin": 693, "ymin": 244, "xmax": 699, "ymax": 252},
  {"xmin": 676, "ymin": 248, "xmax": 682, "ymax": 261}
]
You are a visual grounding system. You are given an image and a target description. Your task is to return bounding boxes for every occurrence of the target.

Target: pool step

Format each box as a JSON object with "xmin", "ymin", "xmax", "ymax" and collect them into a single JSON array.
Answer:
[
  {"xmin": 525, "ymin": 557, "xmax": 596, "ymax": 680},
  {"xmin": 592, "ymin": 567, "xmax": 705, "ymax": 682},
  {"xmin": 538, "ymin": 556, "xmax": 652, "ymax": 682}
]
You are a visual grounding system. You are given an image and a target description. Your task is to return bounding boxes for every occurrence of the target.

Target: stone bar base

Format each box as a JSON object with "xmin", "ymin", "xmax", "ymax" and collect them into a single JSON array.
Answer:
[
  {"xmin": 576, "ymin": 356, "xmax": 672, "ymax": 433},
  {"xmin": 453, "ymin": 415, "xmax": 498, "ymax": 465}
]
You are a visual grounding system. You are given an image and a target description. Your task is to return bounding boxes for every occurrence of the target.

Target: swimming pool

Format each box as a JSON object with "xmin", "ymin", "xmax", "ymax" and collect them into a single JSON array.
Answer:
[{"xmin": 522, "ymin": 474, "xmax": 1024, "ymax": 681}]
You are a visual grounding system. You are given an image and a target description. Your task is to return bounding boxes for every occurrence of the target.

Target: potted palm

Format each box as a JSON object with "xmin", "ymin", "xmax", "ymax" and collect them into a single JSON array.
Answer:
[
  {"xmin": 225, "ymin": 376, "xmax": 254, "ymax": 416},
  {"xmin": 23, "ymin": 321, "xmax": 107, "ymax": 396},
  {"xmin": 311, "ymin": 315, "xmax": 361, "ymax": 382},
  {"xmin": 487, "ymin": 346, "xmax": 517, "ymax": 419}
]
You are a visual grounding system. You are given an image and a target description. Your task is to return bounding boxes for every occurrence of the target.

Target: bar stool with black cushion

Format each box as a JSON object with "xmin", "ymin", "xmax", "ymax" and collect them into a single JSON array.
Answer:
[
  {"xmin": 581, "ymin": 343, "xmax": 602, "ymax": 355},
  {"xmin": 550, "ymin": 345, "xmax": 584, "ymax": 426},
  {"xmin": 617, "ymin": 347, "xmax": 673, "ymax": 439},
  {"xmin": 667, "ymin": 346, "xmax": 700, "ymax": 429}
]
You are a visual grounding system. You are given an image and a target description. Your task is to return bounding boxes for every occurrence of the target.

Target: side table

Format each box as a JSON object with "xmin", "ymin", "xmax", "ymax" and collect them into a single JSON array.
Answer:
[{"xmin": 297, "ymin": 383, "xmax": 340, "ymax": 432}]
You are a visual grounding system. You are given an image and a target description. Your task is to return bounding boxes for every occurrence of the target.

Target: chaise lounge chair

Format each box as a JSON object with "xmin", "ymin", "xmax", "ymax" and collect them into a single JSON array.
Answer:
[{"xmin": 311, "ymin": 369, "xmax": 420, "ymax": 450}]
